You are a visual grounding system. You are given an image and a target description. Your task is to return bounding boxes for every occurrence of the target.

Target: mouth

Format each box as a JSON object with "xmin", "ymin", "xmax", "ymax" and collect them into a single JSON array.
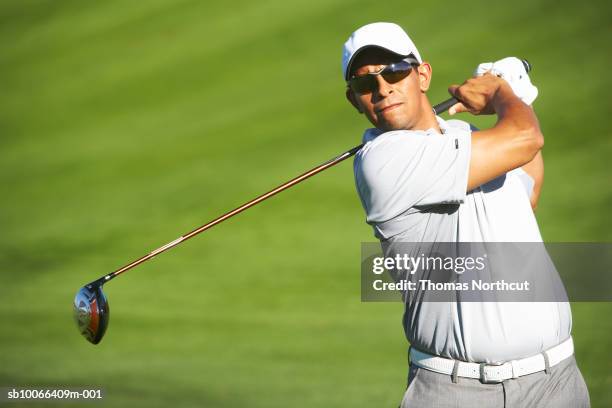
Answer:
[{"xmin": 375, "ymin": 103, "xmax": 403, "ymax": 114}]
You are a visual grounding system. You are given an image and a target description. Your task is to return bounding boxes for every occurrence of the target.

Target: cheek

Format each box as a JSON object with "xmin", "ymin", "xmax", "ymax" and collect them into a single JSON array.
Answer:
[
  {"xmin": 357, "ymin": 97, "xmax": 377, "ymax": 117},
  {"xmin": 366, "ymin": 106, "xmax": 380, "ymax": 123},
  {"xmin": 357, "ymin": 95, "xmax": 370, "ymax": 109}
]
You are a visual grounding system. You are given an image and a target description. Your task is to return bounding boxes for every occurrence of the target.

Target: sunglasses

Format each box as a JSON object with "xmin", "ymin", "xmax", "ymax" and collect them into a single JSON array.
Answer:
[{"xmin": 348, "ymin": 60, "xmax": 417, "ymax": 94}]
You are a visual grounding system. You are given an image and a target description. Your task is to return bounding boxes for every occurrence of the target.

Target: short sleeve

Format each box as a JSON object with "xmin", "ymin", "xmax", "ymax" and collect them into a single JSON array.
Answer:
[
  {"xmin": 353, "ymin": 129, "xmax": 471, "ymax": 223},
  {"xmin": 508, "ymin": 168, "xmax": 535, "ymax": 198}
]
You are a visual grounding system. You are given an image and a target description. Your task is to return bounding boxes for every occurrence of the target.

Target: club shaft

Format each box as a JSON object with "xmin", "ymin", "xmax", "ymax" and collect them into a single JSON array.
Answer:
[
  {"xmin": 105, "ymin": 144, "xmax": 363, "ymax": 281},
  {"xmin": 99, "ymin": 98, "xmax": 455, "ymax": 283},
  {"xmin": 433, "ymin": 97, "xmax": 458, "ymax": 115}
]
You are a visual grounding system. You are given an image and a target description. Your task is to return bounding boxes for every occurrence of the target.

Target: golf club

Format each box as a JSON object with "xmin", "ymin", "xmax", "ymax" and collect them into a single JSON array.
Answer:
[{"xmin": 73, "ymin": 59, "xmax": 532, "ymax": 344}]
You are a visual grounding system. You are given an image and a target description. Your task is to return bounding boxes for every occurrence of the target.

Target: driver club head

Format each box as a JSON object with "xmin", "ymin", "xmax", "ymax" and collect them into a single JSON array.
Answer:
[{"xmin": 73, "ymin": 282, "xmax": 109, "ymax": 344}]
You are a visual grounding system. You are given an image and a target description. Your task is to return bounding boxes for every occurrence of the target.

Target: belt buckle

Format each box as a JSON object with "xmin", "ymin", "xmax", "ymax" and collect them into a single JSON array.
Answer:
[{"xmin": 479, "ymin": 362, "xmax": 505, "ymax": 384}]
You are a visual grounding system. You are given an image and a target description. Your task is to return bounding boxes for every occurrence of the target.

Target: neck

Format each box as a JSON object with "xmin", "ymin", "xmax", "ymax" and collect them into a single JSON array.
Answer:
[{"xmin": 412, "ymin": 99, "xmax": 442, "ymax": 133}]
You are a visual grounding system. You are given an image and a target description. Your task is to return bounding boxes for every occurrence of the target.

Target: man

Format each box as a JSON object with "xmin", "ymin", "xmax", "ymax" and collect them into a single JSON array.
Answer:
[{"xmin": 343, "ymin": 22, "xmax": 590, "ymax": 407}]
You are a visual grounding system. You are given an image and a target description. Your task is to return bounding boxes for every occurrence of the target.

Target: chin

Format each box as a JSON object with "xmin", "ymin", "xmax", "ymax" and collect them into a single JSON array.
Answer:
[
  {"xmin": 375, "ymin": 113, "xmax": 414, "ymax": 131},
  {"xmin": 379, "ymin": 120, "xmax": 410, "ymax": 132}
]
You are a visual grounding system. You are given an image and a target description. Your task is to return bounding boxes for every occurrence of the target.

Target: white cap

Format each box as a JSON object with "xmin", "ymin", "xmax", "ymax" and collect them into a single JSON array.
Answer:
[{"xmin": 342, "ymin": 22, "xmax": 423, "ymax": 81}]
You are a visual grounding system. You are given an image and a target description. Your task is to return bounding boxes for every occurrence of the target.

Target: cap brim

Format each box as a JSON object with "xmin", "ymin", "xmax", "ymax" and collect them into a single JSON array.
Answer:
[{"xmin": 345, "ymin": 46, "xmax": 419, "ymax": 80}]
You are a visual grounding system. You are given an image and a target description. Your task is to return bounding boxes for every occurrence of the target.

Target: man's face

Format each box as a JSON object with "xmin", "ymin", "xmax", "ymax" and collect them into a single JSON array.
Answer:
[{"xmin": 346, "ymin": 48, "xmax": 432, "ymax": 131}]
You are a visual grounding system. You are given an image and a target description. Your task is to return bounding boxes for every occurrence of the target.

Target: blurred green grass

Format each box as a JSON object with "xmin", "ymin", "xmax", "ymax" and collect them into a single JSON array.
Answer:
[{"xmin": 0, "ymin": 0, "xmax": 610, "ymax": 407}]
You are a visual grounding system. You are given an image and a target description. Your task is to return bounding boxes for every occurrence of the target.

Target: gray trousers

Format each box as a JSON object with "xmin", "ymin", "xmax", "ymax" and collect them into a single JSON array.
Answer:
[{"xmin": 400, "ymin": 356, "xmax": 590, "ymax": 408}]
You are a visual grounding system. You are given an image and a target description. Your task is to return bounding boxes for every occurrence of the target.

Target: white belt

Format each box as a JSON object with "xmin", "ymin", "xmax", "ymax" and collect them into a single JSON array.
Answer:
[{"xmin": 410, "ymin": 337, "xmax": 574, "ymax": 384}]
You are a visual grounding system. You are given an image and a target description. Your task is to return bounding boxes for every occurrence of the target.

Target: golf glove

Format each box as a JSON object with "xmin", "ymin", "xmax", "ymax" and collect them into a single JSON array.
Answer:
[{"xmin": 475, "ymin": 57, "xmax": 538, "ymax": 105}]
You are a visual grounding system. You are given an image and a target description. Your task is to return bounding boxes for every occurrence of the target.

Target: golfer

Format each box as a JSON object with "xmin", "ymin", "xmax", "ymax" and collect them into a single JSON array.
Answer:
[{"xmin": 343, "ymin": 22, "xmax": 590, "ymax": 407}]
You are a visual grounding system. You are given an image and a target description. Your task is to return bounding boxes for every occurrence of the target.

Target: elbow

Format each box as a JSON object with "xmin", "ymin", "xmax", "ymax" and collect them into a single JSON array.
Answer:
[
  {"xmin": 519, "ymin": 126, "xmax": 544, "ymax": 162},
  {"xmin": 532, "ymin": 128, "xmax": 544, "ymax": 152}
]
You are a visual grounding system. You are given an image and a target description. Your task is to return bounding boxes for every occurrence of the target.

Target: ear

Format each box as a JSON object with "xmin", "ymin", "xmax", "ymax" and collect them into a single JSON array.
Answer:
[
  {"xmin": 416, "ymin": 62, "xmax": 433, "ymax": 92},
  {"xmin": 345, "ymin": 88, "xmax": 363, "ymax": 113}
]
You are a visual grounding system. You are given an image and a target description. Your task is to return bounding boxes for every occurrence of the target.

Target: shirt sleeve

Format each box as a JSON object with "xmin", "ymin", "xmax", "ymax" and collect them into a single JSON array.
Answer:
[
  {"xmin": 508, "ymin": 168, "xmax": 535, "ymax": 198},
  {"xmin": 353, "ymin": 129, "xmax": 472, "ymax": 223}
]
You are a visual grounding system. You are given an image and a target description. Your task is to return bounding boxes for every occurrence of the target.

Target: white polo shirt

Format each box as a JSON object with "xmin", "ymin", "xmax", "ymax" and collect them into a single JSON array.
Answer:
[{"xmin": 353, "ymin": 117, "xmax": 571, "ymax": 363}]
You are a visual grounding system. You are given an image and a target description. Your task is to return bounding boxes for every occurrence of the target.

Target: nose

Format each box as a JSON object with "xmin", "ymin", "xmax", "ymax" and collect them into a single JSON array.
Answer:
[{"xmin": 373, "ymin": 74, "xmax": 393, "ymax": 99}]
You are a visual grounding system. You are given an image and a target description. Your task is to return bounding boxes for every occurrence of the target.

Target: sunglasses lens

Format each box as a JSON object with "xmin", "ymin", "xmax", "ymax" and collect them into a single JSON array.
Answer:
[
  {"xmin": 349, "ymin": 62, "xmax": 413, "ymax": 94},
  {"xmin": 349, "ymin": 76, "xmax": 376, "ymax": 94},
  {"xmin": 382, "ymin": 68, "xmax": 411, "ymax": 84}
]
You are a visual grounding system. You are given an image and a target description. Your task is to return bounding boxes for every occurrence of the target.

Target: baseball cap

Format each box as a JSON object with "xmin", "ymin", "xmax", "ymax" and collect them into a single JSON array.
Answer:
[{"xmin": 342, "ymin": 22, "xmax": 423, "ymax": 81}]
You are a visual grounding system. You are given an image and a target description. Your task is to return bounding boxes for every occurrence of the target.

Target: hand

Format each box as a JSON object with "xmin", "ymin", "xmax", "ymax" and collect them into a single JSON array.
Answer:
[
  {"xmin": 475, "ymin": 57, "xmax": 538, "ymax": 105},
  {"xmin": 447, "ymin": 73, "xmax": 510, "ymax": 115}
]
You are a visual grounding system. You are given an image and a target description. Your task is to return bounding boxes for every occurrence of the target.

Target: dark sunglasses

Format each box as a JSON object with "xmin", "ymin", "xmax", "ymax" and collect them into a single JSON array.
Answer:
[{"xmin": 348, "ymin": 60, "xmax": 417, "ymax": 94}]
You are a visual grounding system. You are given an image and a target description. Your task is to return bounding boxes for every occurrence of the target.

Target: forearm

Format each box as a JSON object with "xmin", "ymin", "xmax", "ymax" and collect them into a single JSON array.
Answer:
[
  {"xmin": 449, "ymin": 74, "xmax": 544, "ymax": 191},
  {"xmin": 493, "ymin": 85, "xmax": 542, "ymax": 140}
]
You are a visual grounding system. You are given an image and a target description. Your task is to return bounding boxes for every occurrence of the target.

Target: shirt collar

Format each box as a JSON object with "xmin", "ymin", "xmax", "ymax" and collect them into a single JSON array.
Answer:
[{"xmin": 361, "ymin": 116, "xmax": 447, "ymax": 143}]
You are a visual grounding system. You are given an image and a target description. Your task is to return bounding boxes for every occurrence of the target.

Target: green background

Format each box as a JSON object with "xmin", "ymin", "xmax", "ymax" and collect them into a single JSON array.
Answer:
[{"xmin": 1, "ymin": 0, "xmax": 610, "ymax": 406}]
